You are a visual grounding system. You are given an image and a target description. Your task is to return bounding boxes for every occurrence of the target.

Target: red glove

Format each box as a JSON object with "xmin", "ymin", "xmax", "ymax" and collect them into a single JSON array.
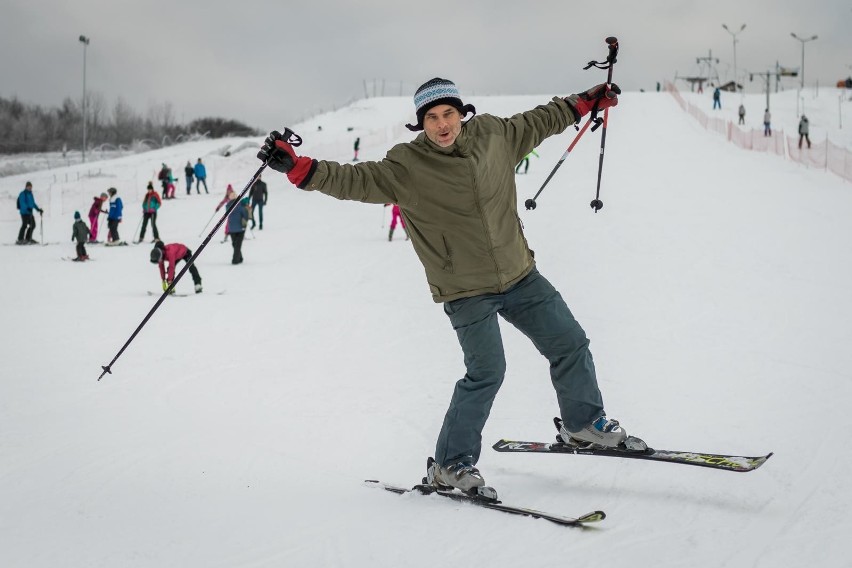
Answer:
[
  {"xmin": 566, "ymin": 83, "xmax": 621, "ymax": 120},
  {"xmin": 258, "ymin": 131, "xmax": 316, "ymax": 188}
]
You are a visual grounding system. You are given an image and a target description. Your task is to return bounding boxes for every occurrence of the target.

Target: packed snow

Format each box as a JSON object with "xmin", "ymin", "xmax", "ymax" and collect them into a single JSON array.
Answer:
[{"xmin": 2, "ymin": 86, "xmax": 851, "ymax": 567}]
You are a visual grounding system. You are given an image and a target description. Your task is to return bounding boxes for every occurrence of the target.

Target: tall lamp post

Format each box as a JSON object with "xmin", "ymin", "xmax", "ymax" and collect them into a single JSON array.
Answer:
[
  {"xmin": 722, "ymin": 23, "xmax": 746, "ymax": 91},
  {"xmin": 78, "ymin": 35, "xmax": 90, "ymax": 163},
  {"xmin": 790, "ymin": 32, "xmax": 817, "ymax": 90}
]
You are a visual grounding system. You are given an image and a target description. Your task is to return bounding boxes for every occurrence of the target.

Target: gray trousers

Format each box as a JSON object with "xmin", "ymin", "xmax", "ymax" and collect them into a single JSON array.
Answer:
[{"xmin": 435, "ymin": 268, "xmax": 604, "ymax": 467}]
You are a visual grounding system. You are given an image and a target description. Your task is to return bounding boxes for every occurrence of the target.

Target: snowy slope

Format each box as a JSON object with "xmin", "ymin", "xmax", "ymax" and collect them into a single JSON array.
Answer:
[{"xmin": 2, "ymin": 88, "xmax": 852, "ymax": 568}]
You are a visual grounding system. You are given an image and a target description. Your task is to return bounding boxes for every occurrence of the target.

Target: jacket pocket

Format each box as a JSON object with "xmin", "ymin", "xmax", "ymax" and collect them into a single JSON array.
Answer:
[{"xmin": 441, "ymin": 234, "xmax": 454, "ymax": 273}]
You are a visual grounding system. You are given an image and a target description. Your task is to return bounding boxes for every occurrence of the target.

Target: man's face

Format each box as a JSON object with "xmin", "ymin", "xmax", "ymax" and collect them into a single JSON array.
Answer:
[{"xmin": 423, "ymin": 104, "xmax": 462, "ymax": 147}]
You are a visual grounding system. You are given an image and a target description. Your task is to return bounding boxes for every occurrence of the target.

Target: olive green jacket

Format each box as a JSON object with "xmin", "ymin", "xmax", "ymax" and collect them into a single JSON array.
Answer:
[{"xmin": 301, "ymin": 96, "xmax": 578, "ymax": 302}]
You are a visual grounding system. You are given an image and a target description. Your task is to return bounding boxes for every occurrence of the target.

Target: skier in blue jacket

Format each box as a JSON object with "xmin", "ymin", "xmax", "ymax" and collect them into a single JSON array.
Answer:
[
  {"xmin": 106, "ymin": 187, "xmax": 125, "ymax": 245},
  {"xmin": 193, "ymin": 158, "xmax": 209, "ymax": 194},
  {"xmin": 16, "ymin": 181, "xmax": 43, "ymax": 244}
]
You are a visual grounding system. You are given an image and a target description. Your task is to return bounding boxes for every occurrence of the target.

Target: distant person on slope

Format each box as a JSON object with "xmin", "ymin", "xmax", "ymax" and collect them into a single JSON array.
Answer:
[
  {"xmin": 158, "ymin": 164, "xmax": 171, "ymax": 199},
  {"xmin": 763, "ymin": 109, "xmax": 772, "ymax": 137},
  {"xmin": 738, "ymin": 104, "xmax": 746, "ymax": 125},
  {"xmin": 798, "ymin": 115, "xmax": 811, "ymax": 149},
  {"xmin": 16, "ymin": 181, "xmax": 43, "ymax": 245},
  {"xmin": 353, "ymin": 137, "xmax": 360, "ymax": 161},
  {"xmin": 184, "ymin": 161, "xmax": 195, "ymax": 195},
  {"xmin": 137, "ymin": 182, "xmax": 162, "ymax": 243},
  {"xmin": 105, "ymin": 187, "xmax": 125, "ymax": 245},
  {"xmin": 384, "ymin": 203, "xmax": 408, "ymax": 241},
  {"xmin": 194, "ymin": 158, "xmax": 209, "ymax": 194},
  {"xmin": 70, "ymin": 211, "xmax": 90, "ymax": 261},
  {"xmin": 258, "ymin": 77, "xmax": 643, "ymax": 494},
  {"xmin": 515, "ymin": 148, "xmax": 539, "ymax": 174},
  {"xmin": 226, "ymin": 196, "xmax": 249, "ymax": 264},
  {"xmin": 150, "ymin": 240, "xmax": 202, "ymax": 294},
  {"xmin": 216, "ymin": 185, "xmax": 237, "ymax": 241},
  {"xmin": 250, "ymin": 175, "xmax": 268, "ymax": 230},
  {"xmin": 87, "ymin": 192, "xmax": 108, "ymax": 243},
  {"xmin": 712, "ymin": 87, "xmax": 721, "ymax": 109}
]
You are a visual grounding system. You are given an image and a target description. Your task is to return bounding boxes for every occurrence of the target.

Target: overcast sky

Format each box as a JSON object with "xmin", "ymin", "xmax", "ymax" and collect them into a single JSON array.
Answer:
[{"xmin": 1, "ymin": 0, "xmax": 849, "ymax": 132}]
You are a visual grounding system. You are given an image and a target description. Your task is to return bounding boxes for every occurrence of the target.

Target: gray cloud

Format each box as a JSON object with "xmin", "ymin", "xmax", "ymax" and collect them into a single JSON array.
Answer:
[{"xmin": 1, "ymin": 0, "xmax": 848, "ymax": 132}]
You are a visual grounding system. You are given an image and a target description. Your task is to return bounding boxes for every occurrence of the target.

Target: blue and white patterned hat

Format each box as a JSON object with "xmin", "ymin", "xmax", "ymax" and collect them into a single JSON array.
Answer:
[{"xmin": 405, "ymin": 77, "xmax": 476, "ymax": 132}]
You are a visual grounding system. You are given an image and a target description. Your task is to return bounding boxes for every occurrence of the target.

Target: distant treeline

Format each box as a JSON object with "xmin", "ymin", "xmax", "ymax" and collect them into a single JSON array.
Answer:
[{"xmin": 0, "ymin": 94, "xmax": 262, "ymax": 154}]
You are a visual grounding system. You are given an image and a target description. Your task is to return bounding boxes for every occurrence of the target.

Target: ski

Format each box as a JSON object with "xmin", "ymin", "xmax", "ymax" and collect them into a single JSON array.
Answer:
[
  {"xmin": 147, "ymin": 290, "xmax": 226, "ymax": 297},
  {"xmin": 364, "ymin": 480, "xmax": 605, "ymax": 527},
  {"xmin": 494, "ymin": 417, "xmax": 772, "ymax": 473},
  {"xmin": 493, "ymin": 439, "xmax": 772, "ymax": 472},
  {"xmin": 148, "ymin": 291, "xmax": 191, "ymax": 297}
]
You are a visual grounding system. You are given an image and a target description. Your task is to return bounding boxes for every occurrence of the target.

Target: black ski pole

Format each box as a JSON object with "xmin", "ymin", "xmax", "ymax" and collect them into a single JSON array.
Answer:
[
  {"xmin": 198, "ymin": 209, "xmax": 218, "ymax": 238},
  {"xmin": 98, "ymin": 129, "xmax": 302, "ymax": 381},
  {"xmin": 132, "ymin": 215, "xmax": 144, "ymax": 243},
  {"xmin": 588, "ymin": 36, "xmax": 619, "ymax": 213}
]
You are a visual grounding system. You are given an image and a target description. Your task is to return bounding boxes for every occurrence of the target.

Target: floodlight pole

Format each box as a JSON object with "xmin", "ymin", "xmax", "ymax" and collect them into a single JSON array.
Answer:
[
  {"xmin": 790, "ymin": 32, "xmax": 818, "ymax": 90},
  {"xmin": 79, "ymin": 35, "xmax": 90, "ymax": 163},
  {"xmin": 722, "ymin": 23, "xmax": 746, "ymax": 91}
]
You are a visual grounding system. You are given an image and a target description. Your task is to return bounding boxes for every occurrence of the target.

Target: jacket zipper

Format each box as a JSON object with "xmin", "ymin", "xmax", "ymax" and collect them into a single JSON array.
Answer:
[{"xmin": 468, "ymin": 160, "xmax": 503, "ymax": 289}]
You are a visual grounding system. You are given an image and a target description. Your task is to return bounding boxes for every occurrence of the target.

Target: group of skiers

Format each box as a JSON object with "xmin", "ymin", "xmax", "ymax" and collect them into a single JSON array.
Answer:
[
  {"xmin": 12, "ymin": 157, "xmax": 268, "ymax": 288},
  {"xmin": 158, "ymin": 158, "xmax": 209, "ymax": 199},
  {"xmin": 730, "ymin": 98, "xmax": 811, "ymax": 145}
]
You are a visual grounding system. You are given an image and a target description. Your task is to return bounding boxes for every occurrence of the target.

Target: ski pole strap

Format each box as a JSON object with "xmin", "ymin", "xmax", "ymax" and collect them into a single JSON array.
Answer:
[{"xmin": 583, "ymin": 36, "xmax": 618, "ymax": 70}]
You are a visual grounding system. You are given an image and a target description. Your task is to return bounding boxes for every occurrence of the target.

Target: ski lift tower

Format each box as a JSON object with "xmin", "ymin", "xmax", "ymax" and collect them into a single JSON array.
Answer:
[{"xmin": 696, "ymin": 49, "xmax": 722, "ymax": 88}]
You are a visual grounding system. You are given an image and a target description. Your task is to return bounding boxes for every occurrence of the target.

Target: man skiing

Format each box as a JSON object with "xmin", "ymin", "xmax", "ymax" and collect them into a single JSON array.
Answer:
[
  {"xmin": 150, "ymin": 240, "xmax": 202, "ymax": 294},
  {"xmin": 258, "ymin": 77, "xmax": 643, "ymax": 493}
]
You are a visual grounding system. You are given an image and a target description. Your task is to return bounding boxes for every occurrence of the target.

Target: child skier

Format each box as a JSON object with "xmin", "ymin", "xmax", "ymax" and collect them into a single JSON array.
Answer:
[
  {"xmin": 215, "ymin": 185, "xmax": 237, "ymax": 242},
  {"xmin": 71, "ymin": 211, "xmax": 90, "ymax": 261}
]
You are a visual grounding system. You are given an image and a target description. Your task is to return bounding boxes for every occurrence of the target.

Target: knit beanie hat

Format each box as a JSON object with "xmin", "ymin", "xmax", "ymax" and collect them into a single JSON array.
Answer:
[
  {"xmin": 147, "ymin": 181, "xmax": 154, "ymax": 190},
  {"xmin": 405, "ymin": 77, "xmax": 476, "ymax": 132},
  {"xmin": 150, "ymin": 247, "xmax": 162, "ymax": 264},
  {"xmin": 150, "ymin": 240, "xmax": 165, "ymax": 263},
  {"xmin": 74, "ymin": 211, "xmax": 81, "ymax": 219}
]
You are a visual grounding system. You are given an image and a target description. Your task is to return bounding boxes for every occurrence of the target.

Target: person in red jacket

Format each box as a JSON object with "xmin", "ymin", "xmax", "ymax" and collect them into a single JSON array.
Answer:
[{"xmin": 150, "ymin": 240, "xmax": 202, "ymax": 293}]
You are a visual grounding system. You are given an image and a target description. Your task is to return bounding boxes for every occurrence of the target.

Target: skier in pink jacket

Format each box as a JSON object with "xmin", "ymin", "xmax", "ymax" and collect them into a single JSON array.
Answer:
[
  {"xmin": 150, "ymin": 240, "xmax": 202, "ymax": 294},
  {"xmin": 87, "ymin": 192, "xmax": 108, "ymax": 243},
  {"xmin": 216, "ymin": 185, "xmax": 237, "ymax": 240}
]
